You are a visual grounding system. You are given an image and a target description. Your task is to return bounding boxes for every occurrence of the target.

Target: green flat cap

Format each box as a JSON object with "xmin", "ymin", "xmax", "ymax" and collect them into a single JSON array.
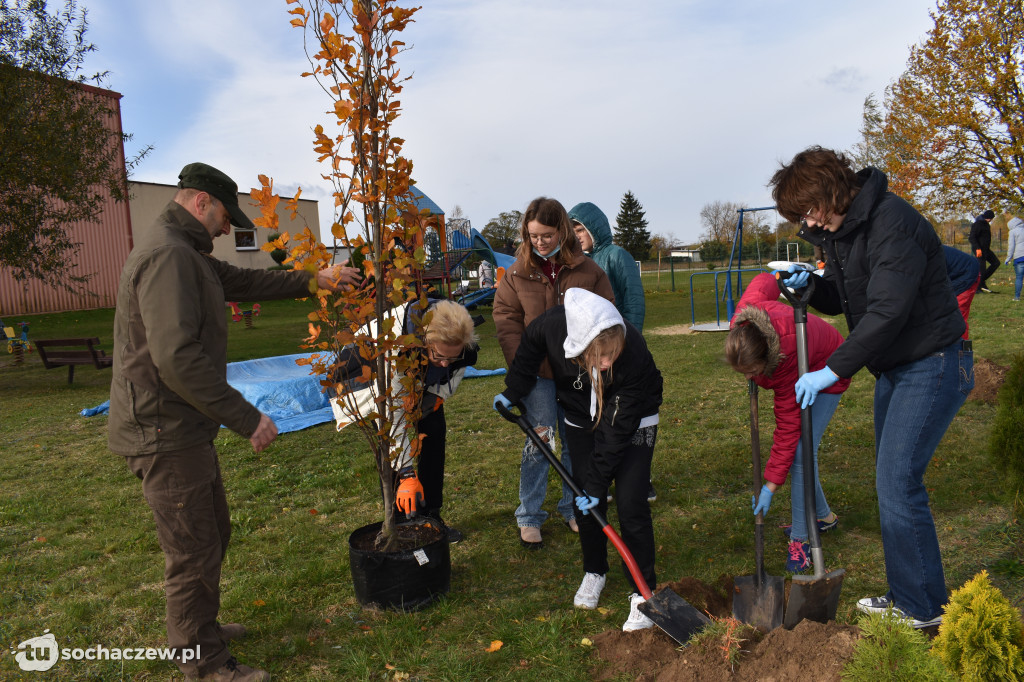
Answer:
[{"xmin": 177, "ymin": 162, "xmax": 255, "ymax": 230}]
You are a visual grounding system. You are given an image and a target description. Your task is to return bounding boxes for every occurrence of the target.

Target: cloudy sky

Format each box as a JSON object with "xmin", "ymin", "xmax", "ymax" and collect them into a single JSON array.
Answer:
[{"xmin": 83, "ymin": 0, "xmax": 938, "ymax": 245}]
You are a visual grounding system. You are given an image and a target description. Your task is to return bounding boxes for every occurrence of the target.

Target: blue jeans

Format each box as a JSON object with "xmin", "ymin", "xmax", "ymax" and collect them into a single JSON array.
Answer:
[
  {"xmin": 788, "ymin": 391, "xmax": 840, "ymax": 543},
  {"xmin": 1013, "ymin": 260, "xmax": 1024, "ymax": 299},
  {"xmin": 874, "ymin": 339, "xmax": 973, "ymax": 621},
  {"xmin": 516, "ymin": 378, "xmax": 575, "ymax": 527}
]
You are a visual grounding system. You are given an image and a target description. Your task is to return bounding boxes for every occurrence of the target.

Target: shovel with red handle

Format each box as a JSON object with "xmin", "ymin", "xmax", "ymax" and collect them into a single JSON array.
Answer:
[{"xmin": 496, "ymin": 400, "xmax": 710, "ymax": 645}]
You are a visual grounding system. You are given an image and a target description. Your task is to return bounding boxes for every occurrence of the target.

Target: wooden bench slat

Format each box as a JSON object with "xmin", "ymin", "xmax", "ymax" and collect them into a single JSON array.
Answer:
[{"xmin": 35, "ymin": 337, "xmax": 112, "ymax": 383}]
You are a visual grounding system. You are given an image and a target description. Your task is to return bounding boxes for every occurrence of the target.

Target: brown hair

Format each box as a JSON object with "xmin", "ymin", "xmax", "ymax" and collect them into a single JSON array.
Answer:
[
  {"xmin": 516, "ymin": 197, "xmax": 579, "ymax": 267},
  {"xmin": 425, "ymin": 300, "xmax": 478, "ymax": 348},
  {"xmin": 769, "ymin": 146, "xmax": 861, "ymax": 227},
  {"xmin": 724, "ymin": 322, "xmax": 770, "ymax": 375},
  {"xmin": 572, "ymin": 325, "xmax": 626, "ymax": 426}
]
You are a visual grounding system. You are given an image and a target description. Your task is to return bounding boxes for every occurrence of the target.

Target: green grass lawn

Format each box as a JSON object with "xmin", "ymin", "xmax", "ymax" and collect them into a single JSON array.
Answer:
[{"xmin": 1, "ymin": 269, "xmax": 1022, "ymax": 681}]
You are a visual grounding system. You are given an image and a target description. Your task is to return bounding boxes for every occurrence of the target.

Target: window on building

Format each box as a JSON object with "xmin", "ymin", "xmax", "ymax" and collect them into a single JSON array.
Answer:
[{"xmin": 234, "ymin": 229, "xmax": 257, "ymax": 250}]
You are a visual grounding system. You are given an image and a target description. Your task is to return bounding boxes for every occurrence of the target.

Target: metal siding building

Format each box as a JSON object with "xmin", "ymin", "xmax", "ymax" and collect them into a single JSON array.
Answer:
[
  {"xmin": 0, "ymin": 76, "xmax": 321, "ymax": 314},
  {"xmin": 0, "ymin": 82, "xmax": 133, "ymax": 316}
]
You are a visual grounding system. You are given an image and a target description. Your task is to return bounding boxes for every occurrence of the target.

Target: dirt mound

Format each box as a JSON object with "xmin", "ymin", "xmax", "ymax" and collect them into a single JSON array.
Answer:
[
  {"xmin": 592, "ymin": 578, "xmax": 861, "ymax": 681},
  {"xmin": 969, "ymin": 357, "xmax": 1008, "ymax": 403},
  {"xmin": 648, "ymin": 324, "xmax": 693, "ymax": 335}
]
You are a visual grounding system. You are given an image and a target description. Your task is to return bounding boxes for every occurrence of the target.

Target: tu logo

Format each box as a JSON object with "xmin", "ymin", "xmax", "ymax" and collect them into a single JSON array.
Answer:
[{"xmin": 11, "ymin": 630, "xmax": 59, "ymax": 672}]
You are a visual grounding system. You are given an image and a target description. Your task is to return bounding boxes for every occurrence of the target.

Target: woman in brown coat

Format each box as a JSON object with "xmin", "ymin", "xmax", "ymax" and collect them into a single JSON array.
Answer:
[{"xmin": 493, "ymin": 197, "xmax": 614, "ymax": 547}]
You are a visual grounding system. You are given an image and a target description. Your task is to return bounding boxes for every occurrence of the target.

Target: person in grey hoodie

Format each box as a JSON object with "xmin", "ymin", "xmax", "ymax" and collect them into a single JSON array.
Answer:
[
  {"xmin": 568, "ymin": 202, "xmax": 646, "ymax": 330},
  {"xmin": 1004, "ymin": 217, "xmax": 1024, "ymax": 301}
]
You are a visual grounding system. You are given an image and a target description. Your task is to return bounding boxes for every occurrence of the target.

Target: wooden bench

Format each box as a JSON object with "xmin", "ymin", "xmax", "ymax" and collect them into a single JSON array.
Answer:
[{"xmin": 35, "ymin": 337, "xmax": 113, "ymax": 384}]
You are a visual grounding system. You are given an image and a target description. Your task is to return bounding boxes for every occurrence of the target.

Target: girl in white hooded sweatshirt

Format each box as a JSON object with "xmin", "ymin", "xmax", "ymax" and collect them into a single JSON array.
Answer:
[{"xmin": 494, "ymin": 287, "xmax": 663, "ymax": 631}]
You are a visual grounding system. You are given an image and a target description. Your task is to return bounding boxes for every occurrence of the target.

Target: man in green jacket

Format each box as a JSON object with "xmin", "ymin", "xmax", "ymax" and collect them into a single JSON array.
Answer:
[{"xmin": 109, "ymin": 162, "xmax": 359, "ymax": 682}]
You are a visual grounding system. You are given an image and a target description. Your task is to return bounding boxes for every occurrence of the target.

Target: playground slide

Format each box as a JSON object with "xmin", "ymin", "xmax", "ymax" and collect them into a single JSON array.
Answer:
[{"xmin": 458, "ymin": 286, "xmax": 498, "ymax": 307}]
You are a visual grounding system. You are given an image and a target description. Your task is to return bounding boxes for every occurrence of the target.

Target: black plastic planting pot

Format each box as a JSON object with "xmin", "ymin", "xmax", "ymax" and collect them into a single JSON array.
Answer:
[{"xmin": 348, "ymin": 521, "xmax": 450, "ymax": 611}]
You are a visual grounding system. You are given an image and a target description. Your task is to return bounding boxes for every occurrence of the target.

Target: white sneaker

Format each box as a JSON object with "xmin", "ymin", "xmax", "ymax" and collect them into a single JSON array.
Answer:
[
  {"xmin": 622, "ymin": 593, "xmax": 656, "ymax": 632},
  {"xmin": 573, "ymin": 572, "xmax": 606, "ymax": 609},
  {"xmin": 857, "ymin": 595, "xmax": 942, "ymax": 629},
  {"xmin": 856, "ymin": 595, "xmax": 892, "ymax": 614}
]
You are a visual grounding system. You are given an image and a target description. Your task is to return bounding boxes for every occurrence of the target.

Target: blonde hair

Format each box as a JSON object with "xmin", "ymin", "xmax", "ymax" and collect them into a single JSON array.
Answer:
[
  {"xmin": 424, "ymin": 300, "xmax": 477, "ymax": 348},
  {"xmin": 572, "ymin": 325, "xmax": 626, "ymax": 426}
]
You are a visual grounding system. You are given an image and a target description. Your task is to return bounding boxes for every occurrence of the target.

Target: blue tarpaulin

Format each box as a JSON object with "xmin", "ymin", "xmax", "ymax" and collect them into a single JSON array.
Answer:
[{"xmin": 82, "ymin": 353, "xmax": 505, "ymax": 435}]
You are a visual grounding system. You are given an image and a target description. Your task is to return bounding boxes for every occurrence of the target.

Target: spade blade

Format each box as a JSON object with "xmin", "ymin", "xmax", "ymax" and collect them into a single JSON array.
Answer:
[
  {"xmin": 783, "ymin": 568, "xmax": 845, "ymax": 629},
  {"xmin": 733, "ymin": 572, "xmax": 785, "ymax": 631},
  {"xmin": 638, "ymin": 588, "xmax": 712, "ymax": 645}
]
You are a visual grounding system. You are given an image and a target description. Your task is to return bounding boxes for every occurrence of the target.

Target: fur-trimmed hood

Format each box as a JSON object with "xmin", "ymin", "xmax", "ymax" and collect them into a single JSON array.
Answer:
[{"xmin": 730, "ymin": 303, "xmax": 783, "ymax": 377}]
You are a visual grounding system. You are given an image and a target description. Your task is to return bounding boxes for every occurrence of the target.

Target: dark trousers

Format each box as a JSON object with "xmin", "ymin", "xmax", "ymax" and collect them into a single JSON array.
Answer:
[
  {"xmin": 978, "ymin": 248, "xmax": 1000, "ymax": 288},
  {"xmin": 563, "ymin": 422, "xmax": 657, "ymax": 592},
  {"xmin": 126, "ymin": 444, "xmax": 232, "ymax": 677},
  {"xmin": 417, "ymin": 407, "xmax": 446, "ymax": 513}
]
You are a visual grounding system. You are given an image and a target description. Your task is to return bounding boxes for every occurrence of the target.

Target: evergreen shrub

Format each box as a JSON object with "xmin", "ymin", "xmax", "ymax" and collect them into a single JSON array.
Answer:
[{"xmin": 931, "ymin": 571, "xmax": 1024, "ymax": 681}]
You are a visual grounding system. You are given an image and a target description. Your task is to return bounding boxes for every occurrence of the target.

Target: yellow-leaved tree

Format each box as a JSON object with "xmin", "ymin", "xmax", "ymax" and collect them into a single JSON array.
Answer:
[
  {"xmin": 254, "ymin": 0, "xmax": 429, "ymax": 549},
  {"xmin": 876, "ymin": 0, "xmax": 1024, "ymax": 217}
]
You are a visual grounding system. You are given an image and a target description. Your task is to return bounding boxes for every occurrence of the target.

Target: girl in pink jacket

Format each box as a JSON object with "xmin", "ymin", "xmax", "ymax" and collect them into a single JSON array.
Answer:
[{"xmin": 725, "ymin": 272, "xmax": 851, "ymax": 572}]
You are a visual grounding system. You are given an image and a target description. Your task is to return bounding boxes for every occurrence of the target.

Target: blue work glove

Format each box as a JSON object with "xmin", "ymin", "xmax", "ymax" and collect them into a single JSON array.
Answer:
[
  {"xmin": 752, "ymin": 484, "xmax": 774, "ymax": 516},
  {"xmin": 794, "ymin": 366, "xmax": 839, "ymax": 409},
  {"xmin": 492, "ymin": 393, "xmax": 512, "ymax": 411},
  {"xmin": 575, "ymin": 494, "xmax": 600, "ymax": 516},
  {"xmin": 775, "ymin": 264, "xmax": 810, "ymax": 289}
]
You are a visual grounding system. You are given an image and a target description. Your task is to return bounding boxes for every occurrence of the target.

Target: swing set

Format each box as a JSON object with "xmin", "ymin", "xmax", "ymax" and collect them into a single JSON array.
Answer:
[{"xmin": 689, "ymin": 206, "xmax": 807, "ymax": 331}]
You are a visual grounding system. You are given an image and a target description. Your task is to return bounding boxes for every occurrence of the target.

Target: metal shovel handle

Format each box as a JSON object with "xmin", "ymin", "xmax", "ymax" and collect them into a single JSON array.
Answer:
[
  {"xmin": 775, "ymin": 273, "xmax": 826, "ymax": 578},
  {"xmin": 775, "ymin": 270, "xmax": 816, "ymax": 310}
]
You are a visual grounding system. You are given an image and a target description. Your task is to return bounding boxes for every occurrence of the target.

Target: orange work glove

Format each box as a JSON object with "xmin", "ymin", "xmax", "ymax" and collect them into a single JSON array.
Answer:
[
  {"xmin": 976, "ymin": 249, "xmax": 983, "ymax": 257},
  {"xmin": 395, "ymin": 468, "xmax": 424, "ymax": 516}
]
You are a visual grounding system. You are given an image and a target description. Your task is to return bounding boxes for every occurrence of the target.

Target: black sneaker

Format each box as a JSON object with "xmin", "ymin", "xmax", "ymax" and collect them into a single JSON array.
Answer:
[
  {"xmin": 781, "ymin": 514, "xmax": 839, "ymax": 538},
  {"xmin": 647, "ymin": 483, "xmax": 657, "ymax": 503},
  {"xmin": 980, "ymin": 286, "xmax": 993, "ymax": 293}
]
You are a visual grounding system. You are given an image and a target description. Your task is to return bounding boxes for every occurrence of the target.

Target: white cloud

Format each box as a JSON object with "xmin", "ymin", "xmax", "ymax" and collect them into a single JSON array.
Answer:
[{"xmin": 85, "ymin": 0, "xmax": 937, "ymax": 245}]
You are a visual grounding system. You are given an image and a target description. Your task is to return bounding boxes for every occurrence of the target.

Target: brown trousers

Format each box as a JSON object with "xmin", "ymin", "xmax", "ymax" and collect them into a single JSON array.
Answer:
[{"xmin": 127, "ymin": 443, "xmax": 232, "ymax": 676}]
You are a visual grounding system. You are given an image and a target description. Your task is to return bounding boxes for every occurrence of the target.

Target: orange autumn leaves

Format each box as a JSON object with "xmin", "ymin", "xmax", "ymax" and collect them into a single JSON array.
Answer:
[{"xmin": 253, "ymin": 0, "xmax": 429, "ymax": 539}]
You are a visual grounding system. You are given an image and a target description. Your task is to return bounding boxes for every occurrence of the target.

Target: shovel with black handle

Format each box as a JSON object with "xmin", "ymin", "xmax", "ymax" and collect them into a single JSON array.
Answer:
[
  {"xmin": 776, "ymin": 273, "xmax": 846, "ymax": 628},
  {"xmin": 495, "ymin": 400, "xmax": 710, "ymax": 645},
  {"xmin": 732, "ymin": 379, "xmax": 785, "ymax": 631}
]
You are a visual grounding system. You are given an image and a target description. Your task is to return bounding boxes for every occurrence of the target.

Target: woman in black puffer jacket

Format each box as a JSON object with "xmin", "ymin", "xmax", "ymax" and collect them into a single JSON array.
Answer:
[{"xmin": 769, "ymin": 146, "xmax": 973, "ymax": 630}]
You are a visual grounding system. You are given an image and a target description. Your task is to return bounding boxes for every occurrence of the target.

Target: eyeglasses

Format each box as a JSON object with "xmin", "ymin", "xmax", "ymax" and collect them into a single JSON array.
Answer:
[
  {"xmin": 427, "ymin": 345, "xmax": 465, "ymax": 364},
  {"xmin": 528, "ymin": 232, "xmax": 559, "ymax": 244}
]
